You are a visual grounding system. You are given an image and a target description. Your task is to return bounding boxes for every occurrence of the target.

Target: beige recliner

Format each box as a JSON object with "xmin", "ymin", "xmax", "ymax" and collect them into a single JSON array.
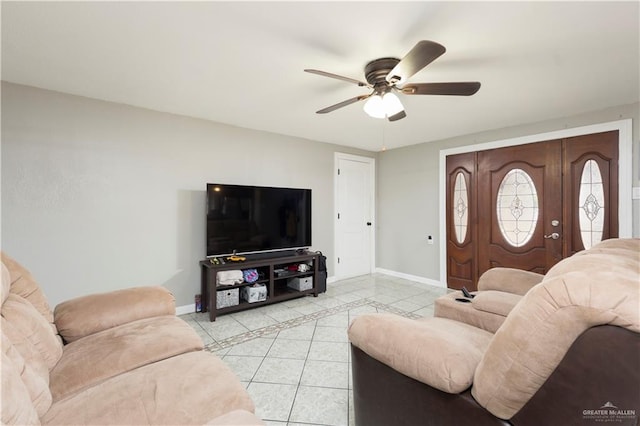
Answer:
[
  {"xmin": 348, "ymin": 238, "xmax": 640, "ymax": 426},
  {"xmin": 435, "ymin": 238, "xmax": 640, "ymax": 333},
  {"xmin": 434, "ymin": 267, "xmax": 544, "ymax": 333}
]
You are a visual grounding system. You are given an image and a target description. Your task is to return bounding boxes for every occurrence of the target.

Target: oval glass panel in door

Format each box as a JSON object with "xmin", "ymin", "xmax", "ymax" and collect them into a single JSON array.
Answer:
[
  {"xmin": 453, "ymin": 172, "xmax": 469, "ymax": 244},
  {"xmin": 496, "ymin": 168, "xmax": 539, "ymax": 247},
  {"xmin": 578, "ymin": 159, "xmax": 605, "ymax": 249}
]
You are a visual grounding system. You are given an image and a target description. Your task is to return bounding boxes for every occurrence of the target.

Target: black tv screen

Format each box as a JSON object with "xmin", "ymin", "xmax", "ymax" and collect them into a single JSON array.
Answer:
[{"xmin": 206, "ymin": 183, "xmax": 312, "ymax": 257}]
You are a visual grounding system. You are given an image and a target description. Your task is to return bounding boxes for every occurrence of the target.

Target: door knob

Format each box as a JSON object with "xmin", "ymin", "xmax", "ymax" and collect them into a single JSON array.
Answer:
[
  {"xmin": 366, "ymin": 222, "xmax": 372, "ymax": 226},
  {"xmin": 544, "ymin": 232, "xmax": 560, "ymax": 240}
]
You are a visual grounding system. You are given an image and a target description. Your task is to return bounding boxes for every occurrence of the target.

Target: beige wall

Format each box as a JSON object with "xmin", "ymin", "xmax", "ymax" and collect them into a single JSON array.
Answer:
[
  {"xmin": 1, "ymin": 82, "xmax": 373, "ymax": 307},
  {"xmin": 376, "ymin": 102, "xmax": 640, "ymax": 283}
]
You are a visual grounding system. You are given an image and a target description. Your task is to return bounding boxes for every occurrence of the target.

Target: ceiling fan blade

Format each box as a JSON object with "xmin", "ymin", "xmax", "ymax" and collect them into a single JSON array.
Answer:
[
  {"xmin": 401, "ymin": 82, "xmax": 481, "ymax": 96},
  {"xmin": 388, "ymin": 110, "xmax": 406, "ymax": 122},
  {"xmin": 305, "ymin": 69, "xmax": 370, "ymax": 87},
  {"xmin": 316, "ymin": 94, "xmax": 372, "ymax": 114},
  {"xmin": 386, "ymin": 40, "xmax": 446, "ymax": 84}
]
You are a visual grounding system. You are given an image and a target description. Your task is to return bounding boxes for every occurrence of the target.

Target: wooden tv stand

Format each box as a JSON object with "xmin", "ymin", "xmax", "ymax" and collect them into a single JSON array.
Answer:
[{"xmin": 200, "ymin": 251, "xmax": 320, "ymax": 321}]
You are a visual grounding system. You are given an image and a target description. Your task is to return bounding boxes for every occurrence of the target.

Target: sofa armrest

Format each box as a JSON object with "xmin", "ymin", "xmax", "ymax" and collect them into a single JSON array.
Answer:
[
  {"xmin": 54, "ymin": 286, "xmax": 175, "ymax": 343},
  {"xmin": 347, "ymin": 314, "xmax": 493, "ymax": 394},
  {"xmin": 471, "ymin": 291, "xmax": 523, "ymax": 317},
  {"xmin": 477, "ymin": 268, "xmax": 543, "ymax": 295}
]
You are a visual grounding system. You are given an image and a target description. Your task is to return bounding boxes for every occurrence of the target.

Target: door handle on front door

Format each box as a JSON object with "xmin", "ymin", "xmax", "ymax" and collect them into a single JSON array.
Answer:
[{"xmin": 544, "ymin": 232, "xmax": 560, "ymax": 240}]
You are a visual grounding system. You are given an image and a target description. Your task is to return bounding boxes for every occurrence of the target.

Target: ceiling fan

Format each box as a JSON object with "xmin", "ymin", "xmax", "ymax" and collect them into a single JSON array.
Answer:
[{"xmin": 305, "ymin": 40, "xmax": 481, "ymax": 122}]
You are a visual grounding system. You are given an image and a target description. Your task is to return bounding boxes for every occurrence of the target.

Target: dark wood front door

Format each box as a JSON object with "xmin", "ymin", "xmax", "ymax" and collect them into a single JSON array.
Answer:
[
  {"xmin": 445, "ymin": 131, "xmax": 619, "ymax": 290},
  {"xmin": 477, "ymin": 140, "xmax": 562, "ymax": 276}
]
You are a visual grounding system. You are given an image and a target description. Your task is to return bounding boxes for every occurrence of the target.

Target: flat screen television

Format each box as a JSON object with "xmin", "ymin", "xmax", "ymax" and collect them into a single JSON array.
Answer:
[{"xmin": 206, "ymin": 183, "xmax": 312, "ymax": 257}]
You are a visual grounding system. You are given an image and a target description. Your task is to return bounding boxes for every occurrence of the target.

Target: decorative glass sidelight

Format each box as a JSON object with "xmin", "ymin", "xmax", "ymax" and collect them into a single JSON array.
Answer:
[
  {"xmin": 453, "ymin": 172, "xmax": 469, "ymax": 244},
  {"xmin": 579, "ymin": 159, "xmax": 605, "ymax": 249},
  {"xmin": 497, "ymin": 168, "xmax": 539, "ymax": 247}
]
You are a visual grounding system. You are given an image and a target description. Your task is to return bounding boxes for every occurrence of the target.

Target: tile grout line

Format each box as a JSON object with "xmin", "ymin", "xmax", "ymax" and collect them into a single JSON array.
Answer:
[
  {"xmin": 246, "ymin": 335, "xmax": 279, "ymax": 385},
  {"xmin": 284, "ymin": 317, "xmax": 319, "ymax": 424}
]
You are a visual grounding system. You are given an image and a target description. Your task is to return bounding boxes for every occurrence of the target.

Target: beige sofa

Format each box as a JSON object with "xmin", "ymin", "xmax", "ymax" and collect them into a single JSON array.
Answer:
[
  {"xmin": 348, "ymin": 238, "xmax": 639, "ymax": 425},
  {"xmin": 1, "ymin": 253, "xmax": 264, "ymax": 425}
]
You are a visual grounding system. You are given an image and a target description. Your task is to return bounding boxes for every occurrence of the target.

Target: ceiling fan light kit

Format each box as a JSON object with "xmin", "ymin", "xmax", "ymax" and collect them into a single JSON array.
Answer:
[
  {"xmin": 363, "ymin": 95, "xmax": 386, "ymax": 119},
  {"xmin": 363, "ymin": 92, "xmax": 405, "ymax": 120},
  {"xmin": 305, "ymin": 40, "xmax": 481, "ymax": 122}
]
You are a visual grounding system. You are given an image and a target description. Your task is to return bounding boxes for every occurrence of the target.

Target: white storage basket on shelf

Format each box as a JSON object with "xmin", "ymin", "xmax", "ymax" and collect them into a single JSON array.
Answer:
[
  {"xmin": 287, "ymin": 276, "xmax": 313, "ymax": 291},
  {"xmin": 241, "ymin": 284, "xmax": 267, "ymax": 303},
  {"xmin": 216, "ymin": 288, "xmax": 239, "ymax": 309}
]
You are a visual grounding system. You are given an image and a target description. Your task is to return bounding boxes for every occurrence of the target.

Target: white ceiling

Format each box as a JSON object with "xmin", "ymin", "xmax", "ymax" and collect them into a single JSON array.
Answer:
[{"xmin": 2, "ymin": 1, "xmax": 639, "ymax": 152}]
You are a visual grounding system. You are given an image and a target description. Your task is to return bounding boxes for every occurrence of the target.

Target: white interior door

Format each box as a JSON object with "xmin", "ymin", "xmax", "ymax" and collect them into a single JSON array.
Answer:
[{"xmin": 335, "ymin": 153, "xmax": 375, "ymax": 279}]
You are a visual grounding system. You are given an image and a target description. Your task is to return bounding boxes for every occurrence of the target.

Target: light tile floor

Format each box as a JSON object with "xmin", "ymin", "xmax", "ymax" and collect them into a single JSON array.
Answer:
[{"xmin": 180, "ymin": 273, "xmax": 448, "ymax": 426}]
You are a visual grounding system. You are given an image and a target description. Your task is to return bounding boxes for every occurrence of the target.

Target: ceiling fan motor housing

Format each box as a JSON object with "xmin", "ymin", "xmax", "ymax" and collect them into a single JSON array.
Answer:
[{"xmin": 365, "ymin": 57, "xmax": 400, "ymax": 87}]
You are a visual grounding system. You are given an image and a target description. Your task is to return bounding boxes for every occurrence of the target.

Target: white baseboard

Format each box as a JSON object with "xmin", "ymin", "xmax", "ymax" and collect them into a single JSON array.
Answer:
[
  {"xmin": 176, "ymin": 304, "xmax": 195, "ymax": 316},
  {"xmin": 375, "ymin": 268, "xmax": 446, "ymax": 289}
]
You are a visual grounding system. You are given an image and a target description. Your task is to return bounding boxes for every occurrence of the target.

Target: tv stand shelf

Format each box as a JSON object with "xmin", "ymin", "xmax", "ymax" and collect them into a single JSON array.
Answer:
[{"xmin": 200, "ymin": 251, "xmax": 321, "ymax": 321}]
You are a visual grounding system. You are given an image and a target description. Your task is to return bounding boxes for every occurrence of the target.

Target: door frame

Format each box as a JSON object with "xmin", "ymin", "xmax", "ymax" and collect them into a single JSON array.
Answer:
[
  {"xmin": 334, "ymin": 152, "xmax": 376, "ymax": 280},
  {"xmin": 438, "ymin": 119, "xmax": 633, "ymax": 285}
]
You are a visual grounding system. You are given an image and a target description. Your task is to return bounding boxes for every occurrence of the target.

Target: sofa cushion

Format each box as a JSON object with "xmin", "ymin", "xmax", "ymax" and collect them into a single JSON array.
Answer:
[
  {"xmin": 1, "ymin": 349, "xmax": 41, "ymax": 425},
  {"xmin": 3, "ymin": 332, "xmax": 52, "ymax": 417},
  {"xmin": 471, "ymin": 291, "xmax": 522, "ymax": 317},
  {"xmin": 41, "ymin": 351, "xmax": 255, "ymax": 425},
  {"xmin": 206, "ymin": 409, "xmax": 265, "ymax": 425},
  {"xmin": 587, "ymin": 237, "xmax": 640, "ymax": 252},
  {"xmin": 2, "ymin": 254, "xmax": 54, "ymax": 324},
  {"xmin": 434, "ymin": 292, "xmax": 506, "ymax": 333},
  {"xmin": 544, "ymin": 251, "xmax": 638, "ymax": 282},
  {"xmin": 472, "ymin": 266, "xmax": 640, "ymax": 420},
  {"xmin": 54, "ymin": 286, "xmax": 176, "ymax": 343},
  {"xmin": 348, "ymin": 314, "xmax": 493, "ymax": 393},
  {"xmin": 1, "ymin": 317, "xmax": 50, "ymax": 384},
  {"xmin": 50, "ymin": 315, "xmax": 204, "ymax": 401},
  {"xmin": 2, "ymin": 262, "xmax": 10, "ymax": 305},
  {"xmin": 2, "ymin": 293, "xmax": 63, "ymax": 371}
]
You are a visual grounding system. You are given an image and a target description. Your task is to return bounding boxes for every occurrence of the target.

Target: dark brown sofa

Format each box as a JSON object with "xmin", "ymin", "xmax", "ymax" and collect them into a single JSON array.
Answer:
[{"xmin": 348, "ymin": 238, "xmax": 640, "ymax": 425}]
